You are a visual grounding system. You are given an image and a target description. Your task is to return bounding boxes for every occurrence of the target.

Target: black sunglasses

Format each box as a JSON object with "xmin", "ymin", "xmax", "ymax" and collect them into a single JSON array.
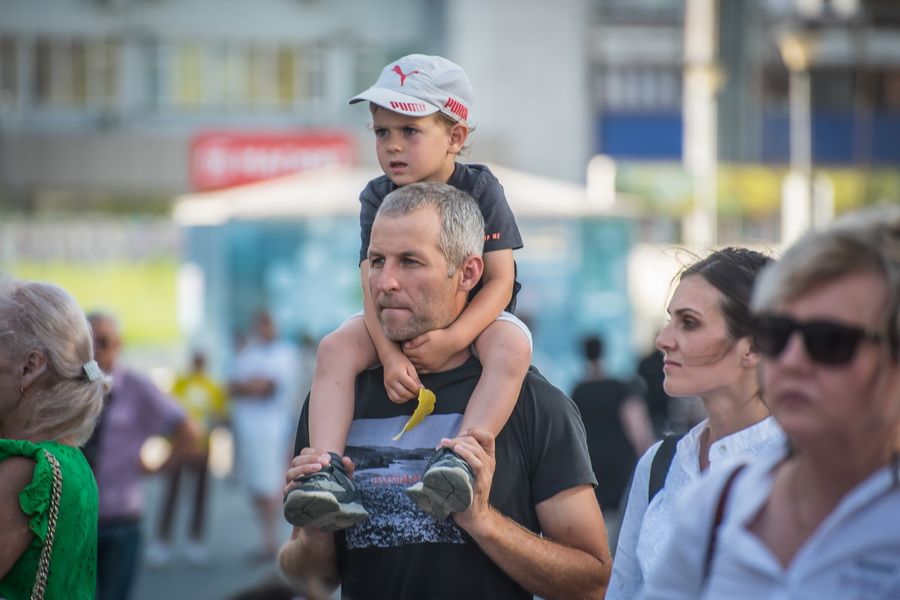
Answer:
[{"xmin": 753, "ymin": 314, "xmax": 892, "ymax": 366}]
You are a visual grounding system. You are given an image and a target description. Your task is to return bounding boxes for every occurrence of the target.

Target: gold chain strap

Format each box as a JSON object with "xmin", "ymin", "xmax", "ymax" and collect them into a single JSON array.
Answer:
[{"xmin": 31, "ymin": 450, "xmax": 62, "ymax": 600}]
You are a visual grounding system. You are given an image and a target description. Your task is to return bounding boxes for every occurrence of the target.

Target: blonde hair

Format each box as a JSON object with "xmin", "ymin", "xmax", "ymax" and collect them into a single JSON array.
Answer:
[
  {"xmin": 0, "ymin": 276, "xmax": 107, "ymax": 445},
  {"xmin": 752, "ymin": 205, "xmax": 900, "ymax": 349}
]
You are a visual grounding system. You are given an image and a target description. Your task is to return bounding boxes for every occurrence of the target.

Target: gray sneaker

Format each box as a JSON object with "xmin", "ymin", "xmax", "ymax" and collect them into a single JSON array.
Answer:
[
  {"xmin": 405, "ymin": 447, "xmax": 474, "ymax": 521},
  {"xmin": 283, "ymin": 452, "xmax": 369, "ymax": 531}
]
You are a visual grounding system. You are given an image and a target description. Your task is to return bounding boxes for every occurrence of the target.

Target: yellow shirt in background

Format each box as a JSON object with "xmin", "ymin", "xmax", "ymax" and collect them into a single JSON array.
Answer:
[{"xmin": 171, "ymin": 372, "xmax": 228, "ymax": 440}]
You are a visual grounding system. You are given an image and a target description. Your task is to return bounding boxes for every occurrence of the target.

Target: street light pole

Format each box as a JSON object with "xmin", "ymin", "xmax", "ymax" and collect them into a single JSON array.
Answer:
[
  {"xmin": 682, "ymin": 0, "xmax": 720, "ymax": 251},
  {"xmin": 778, "ymin": 29, "xmax": 816, "ymax": 245}
]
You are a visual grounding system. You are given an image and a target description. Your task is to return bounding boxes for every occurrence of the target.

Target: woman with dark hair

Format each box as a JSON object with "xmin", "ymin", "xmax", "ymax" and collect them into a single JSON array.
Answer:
[
  {"xmin": 608, "ymin": 248, "xmax": 785, "ymax": 598},
  {"xmin": 0, "ymin": 277, "xmax": 107, "ymax": 599},
  {"xmin": 644, "ymin": 207, "xmax": 900, "ymax": 598}
]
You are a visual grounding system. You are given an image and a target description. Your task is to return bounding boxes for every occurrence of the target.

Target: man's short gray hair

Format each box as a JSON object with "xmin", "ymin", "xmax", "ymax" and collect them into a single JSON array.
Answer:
[
  {"xmin": 377, "ymin": 182, "xmax": 485, "ymax": 275},
  {"xmin": 0, "ymin": 276, "xmax": 107, "ymax": 445}
]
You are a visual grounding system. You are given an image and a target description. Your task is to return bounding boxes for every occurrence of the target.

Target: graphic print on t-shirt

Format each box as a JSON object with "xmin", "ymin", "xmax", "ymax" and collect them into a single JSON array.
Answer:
[{"xmin": 344, "ymin": 413, "xmax": 467, "ymax": 550}]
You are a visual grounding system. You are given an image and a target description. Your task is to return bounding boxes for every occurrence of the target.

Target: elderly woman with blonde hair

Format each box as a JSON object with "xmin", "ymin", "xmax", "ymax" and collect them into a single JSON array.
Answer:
[
  {"xmin": 643, "ymin": 205, "xmax": 900, "ymax": 599},
  {"xmin": 0, "ymin": 277, "xmax": 106, "ymax": 599}
]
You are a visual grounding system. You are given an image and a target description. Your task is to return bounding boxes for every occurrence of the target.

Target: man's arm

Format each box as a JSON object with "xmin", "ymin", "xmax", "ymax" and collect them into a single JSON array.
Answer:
[
  {"xmin": 155, "ymin": 417, "xmax": 203, "ymax": 473},
  {"xmin": 278, "ymin": 526, "xmax": 340, "ymax": 596},
  {"xmin": 228, "ymin": 377, "xmax": 275, "ymax": 398},
  {"xmin": 450, "ymin": 429, "xmax": 611, "ymax": 600}
]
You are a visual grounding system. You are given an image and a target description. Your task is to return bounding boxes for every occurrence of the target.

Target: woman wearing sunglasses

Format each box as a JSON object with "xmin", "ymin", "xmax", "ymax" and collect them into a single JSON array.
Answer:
[
  {"xmin": 609, "ymin": 247, "xmax": 785, "ymax": 598},
  {"xmin": 642, "ymin": 206, "xmax": 900, "ymax": 599},
  {"xmin": 0, "ymin": 277, "xmax": 107, "ymax": 599}
]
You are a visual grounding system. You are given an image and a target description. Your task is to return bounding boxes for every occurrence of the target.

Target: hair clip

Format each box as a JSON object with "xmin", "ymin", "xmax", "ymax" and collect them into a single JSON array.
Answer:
[{"xmin": 83, "ymin": 360, "xmax": 103, "ymax": 382}]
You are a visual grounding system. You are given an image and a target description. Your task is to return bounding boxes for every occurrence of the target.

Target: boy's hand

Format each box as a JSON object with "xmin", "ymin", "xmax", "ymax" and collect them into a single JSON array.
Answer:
[
  {"xmin": 402, "ymin": 328, "xmax": 462, "ymax": 373},
  {"xmin": 383, "ymin": 354, "xmax": 422, "ymax": 404}
]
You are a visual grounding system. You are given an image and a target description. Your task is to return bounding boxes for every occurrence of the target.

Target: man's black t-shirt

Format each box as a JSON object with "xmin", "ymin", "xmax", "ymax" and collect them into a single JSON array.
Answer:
[{"xmin": 294, "ymin": 357, "xmax": 596, "ymax": 600}]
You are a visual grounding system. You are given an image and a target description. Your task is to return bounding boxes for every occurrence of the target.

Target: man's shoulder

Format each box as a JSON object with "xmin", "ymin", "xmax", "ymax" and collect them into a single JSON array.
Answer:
[
  {"xmin": 521, "ymin": 366, "xmax": 570, "ymax": 403},
  {"xmin": 502, "ymin": 367, "xmax": 579, "ymax": 426}
]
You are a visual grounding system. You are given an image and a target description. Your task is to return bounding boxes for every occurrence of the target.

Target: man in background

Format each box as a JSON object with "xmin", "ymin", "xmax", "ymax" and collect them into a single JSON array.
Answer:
[
  {"xmin": 85, "ymin": 311, "xmax": 201, "ymax": 600},
  {"xmin": 229, "ymin": 310, "xmax": 299, "ymax": 561}
]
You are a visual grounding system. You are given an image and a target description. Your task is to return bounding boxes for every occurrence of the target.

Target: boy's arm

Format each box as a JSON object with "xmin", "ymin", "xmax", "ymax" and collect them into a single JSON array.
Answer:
[
  {"xmin": 360, "ymin": 261, "xmax": 422, "ymax": 401},
  {"xmin": 403, "ymin": 248, "xmax": 515, "ymax": 372}
]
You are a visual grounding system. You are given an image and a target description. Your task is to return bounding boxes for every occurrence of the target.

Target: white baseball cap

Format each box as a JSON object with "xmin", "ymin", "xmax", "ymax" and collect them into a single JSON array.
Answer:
[{"xmin": 349, "ymin": 54, "xmax": 474, "ymax": 126}]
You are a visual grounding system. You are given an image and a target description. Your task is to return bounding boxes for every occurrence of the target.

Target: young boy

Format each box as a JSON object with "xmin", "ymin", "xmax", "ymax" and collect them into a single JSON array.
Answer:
[{"xmin": 284, "ymin": 54, "xmax": 532, "ymax": 530}]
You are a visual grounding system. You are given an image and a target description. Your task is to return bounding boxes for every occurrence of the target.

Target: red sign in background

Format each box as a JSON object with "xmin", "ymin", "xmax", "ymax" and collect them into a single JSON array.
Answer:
[{"xmin": 190, "ymin": 131, "xmax": 355, "ymax": 191}]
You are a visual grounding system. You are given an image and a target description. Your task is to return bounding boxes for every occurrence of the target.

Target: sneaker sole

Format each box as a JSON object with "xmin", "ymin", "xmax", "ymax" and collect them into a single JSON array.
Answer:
[
  {"xmin": 283, "ymin": 490, "xmax": 369, "ymax": 532},
  {"xmin": 405, "ymin": 466, "xmax": 473, "ymax": 520}
]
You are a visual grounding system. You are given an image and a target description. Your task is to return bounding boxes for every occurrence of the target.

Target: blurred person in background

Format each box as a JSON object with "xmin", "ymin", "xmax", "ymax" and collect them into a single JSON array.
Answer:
[
  {"xmin": 608, "ymin": 248, "xmax": 784, "ymax": 598},
  {"xmin": 84, "ymin": 311, "xmax": 201, "ymax": 600},
  {"xmin": 146, "ymin": 349, "xmax": 228, "ymax": 566},
  {"xmin": 635, "ymin": 343, "xmax": 673, "ymax": 437},
  {"xmin": 228, "ymin": 310, "xmax": 299, "ymax": 562},
  {"xmin": 0, "ymin": 277, "xmax": 106, "ymax": 599},
  {"xmin": 571, "ymin": 333, "xmax": 654, "ymax": 534},
  {"xmin": 644, "ymin": 207, "xmax": 900, "ymax": 598}
]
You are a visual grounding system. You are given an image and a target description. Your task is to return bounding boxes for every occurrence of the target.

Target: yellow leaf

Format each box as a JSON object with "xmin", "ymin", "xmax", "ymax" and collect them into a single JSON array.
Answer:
[{"xmin": 392, "ymin": 388, "xmax": 436, "ymax": 441}]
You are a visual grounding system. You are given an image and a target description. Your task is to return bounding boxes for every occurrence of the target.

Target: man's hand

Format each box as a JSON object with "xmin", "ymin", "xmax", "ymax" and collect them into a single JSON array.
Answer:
[
  {"xmin": 382, "ymin": 354, "xmax": 422, "ymax": 404},
  {"xmin": 441, "ymin": 429, "xmax": 610, "ymax": 599},
  {"xmin": 402, "ymin": 328, "xmax": 463, "ymax": 373},
  {"xmin": 446, "ymin": 428, "xmax": 496, "ymax": 537},
  {"xmin": 283, "ymin": 447, "xmax": 355, "ymax": 498}
]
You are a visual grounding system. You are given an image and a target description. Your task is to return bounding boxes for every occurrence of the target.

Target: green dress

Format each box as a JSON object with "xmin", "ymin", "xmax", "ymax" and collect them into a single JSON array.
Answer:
[{"xmin": 0, "ymin": 439, "xmax": 98, "ymax": 600}]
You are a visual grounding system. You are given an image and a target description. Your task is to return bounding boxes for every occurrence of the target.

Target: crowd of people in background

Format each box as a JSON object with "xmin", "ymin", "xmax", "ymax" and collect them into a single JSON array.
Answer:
[
  {"xmin": 2, "ymin": 50, "xmax": 899, "ymax": 600},
  {"xmin": 3, "ymin": 204, "xmax": 900, "ymax": 600}
]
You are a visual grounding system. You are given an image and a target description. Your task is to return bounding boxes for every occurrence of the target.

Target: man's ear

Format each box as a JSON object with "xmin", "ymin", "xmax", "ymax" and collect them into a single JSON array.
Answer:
[
  {"xmin": 448, "ymin": 123, "xmax": 469, "ymax": 155},
  {"xmin": 457, "ymin": 255, "xmax": 484, "ymax": 293},
  {"xmin": 20, "ymin": 349, "xmax": 49, "ymax": 391}
]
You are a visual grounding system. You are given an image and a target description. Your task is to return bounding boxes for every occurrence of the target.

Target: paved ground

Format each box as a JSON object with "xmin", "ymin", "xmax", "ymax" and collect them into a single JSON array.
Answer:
[{"xmin": 132, "ymin": 473, "xmax": 296, "ymax": 600}]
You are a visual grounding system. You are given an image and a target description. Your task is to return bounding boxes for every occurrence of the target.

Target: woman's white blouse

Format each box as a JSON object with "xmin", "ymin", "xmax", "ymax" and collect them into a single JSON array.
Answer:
[
  {"xmin": 641, "ymin": 450, "xmax": 900, "ymax": 599},
  {"xmin": 607, "ymin": 416, "xmax": 785, "ymax": 599}
]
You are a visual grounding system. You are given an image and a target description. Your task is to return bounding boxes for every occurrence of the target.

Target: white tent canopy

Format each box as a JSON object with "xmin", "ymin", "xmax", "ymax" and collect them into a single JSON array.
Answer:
[{"xmin": 173, "ymin": 163, "xmax": 618, "ymax": 226}]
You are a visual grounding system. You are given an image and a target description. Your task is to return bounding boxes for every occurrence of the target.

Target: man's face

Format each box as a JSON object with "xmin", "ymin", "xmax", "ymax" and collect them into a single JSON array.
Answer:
[
  {"xmin": 367, "ymin": 207, "xmax": 463, "ymax": 341},
  {"xmin": 255, "ymin": 313, "xmax": 276, "ymax": 342},
  {"xmin": 90, "ymin": 317, "xmax": 121, "ymax": 373}
]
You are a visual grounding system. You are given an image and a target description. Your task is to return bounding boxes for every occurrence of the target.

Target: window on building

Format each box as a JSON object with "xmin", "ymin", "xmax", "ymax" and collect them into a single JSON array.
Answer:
[
  {"xmin": 32, "ymin": 37, "xmax": 119, "ymax": 109},
  {"xmin": 0, "ymin": 37, "xmax": 17, "ymax": 106},
  {"xmin": 154, "ymin": 40, "xmax": 322, "ymax": 111},
  {"xmin": 595, "ymin": 65, "xmax": 682, "ymax": 111},
  {"xmin": 761, "ymin": 66, "xmax": 789, "ymax": 112},
  {"xmin": 812, "ymin": 68, "xmax": 856, "ymax": 110},
  {"xmin": 878, "ymin": 69, "xmax": 900, "ymax": 112}
]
